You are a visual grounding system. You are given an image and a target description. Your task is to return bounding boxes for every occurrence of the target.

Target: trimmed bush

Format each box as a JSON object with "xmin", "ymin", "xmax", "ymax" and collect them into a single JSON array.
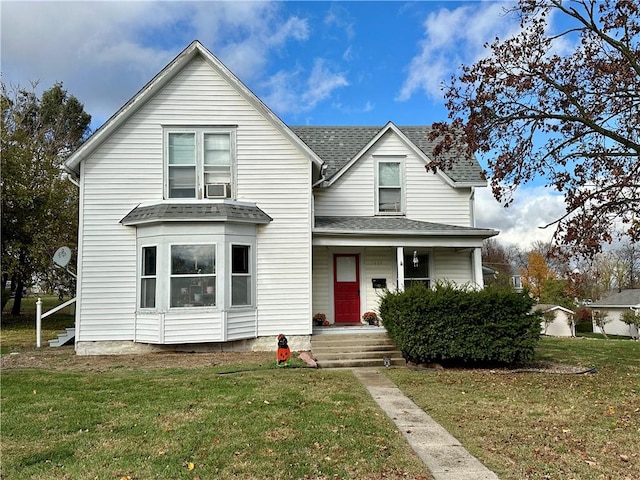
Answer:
[{"xmin": 379, "ymin": 282, "xmax": 541, "ymax": 365}]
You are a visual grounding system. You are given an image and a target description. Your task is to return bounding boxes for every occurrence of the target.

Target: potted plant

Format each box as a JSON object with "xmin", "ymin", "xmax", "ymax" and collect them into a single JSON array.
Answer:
[
  {"xmin": 362, "ymin": 311, "xmax": 379, "ymax": 326},
  {"xmin": 313, "ymin": 313, "xmax": 327, "ymax": 326}
]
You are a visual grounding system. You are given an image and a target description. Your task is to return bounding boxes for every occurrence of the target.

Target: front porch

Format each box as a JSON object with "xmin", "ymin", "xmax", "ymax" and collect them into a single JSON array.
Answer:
[{"xmin": 311, "ymin": 216, "xmax": 495, "ymax": 326}]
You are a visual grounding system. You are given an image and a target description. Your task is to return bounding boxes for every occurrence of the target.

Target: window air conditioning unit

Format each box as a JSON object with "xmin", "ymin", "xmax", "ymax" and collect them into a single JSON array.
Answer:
[{"xmin": 206, "ymin": 183, "xmax": 230, "ymax": 199}]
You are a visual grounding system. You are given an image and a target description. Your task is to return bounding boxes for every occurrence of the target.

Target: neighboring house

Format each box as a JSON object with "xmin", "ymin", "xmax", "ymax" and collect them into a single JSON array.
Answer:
[
  {"xmin": 533, "ymin": 304, "xmax": 575, "ymax": 337},
  {"xmin": 511, "ymin": 274, "xmax": 523, "ymax": 292},
  {"xmin": 588, "ymin": 289, "xmax": 640, "ymax": 338},
  {"xmin": 63, "ymin": 41, "xmax": 498, "ymax": 355}
]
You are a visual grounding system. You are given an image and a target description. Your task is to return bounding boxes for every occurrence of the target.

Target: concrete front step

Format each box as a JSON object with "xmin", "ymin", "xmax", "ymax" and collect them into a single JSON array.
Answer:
[
  {"xmin": 312, "ymin": 343, "xmax": 399, "ymax": 354},
  {"xmin": 315, "ymin": 349, "xmax": 403, "ymax": 361},
  {"xmin": 317, "ymin": 357, "xmax": 405, "ymax": 368},
  {"xmin": 311, "ymin": 331, "xmax": 405, "ymax": 368},
  {"xmin": 49, "ymin": 327, "xmax": 75, "ymax": 347}
]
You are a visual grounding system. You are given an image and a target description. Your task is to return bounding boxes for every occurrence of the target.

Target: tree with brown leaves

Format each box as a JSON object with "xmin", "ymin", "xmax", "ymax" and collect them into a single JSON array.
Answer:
[{"xmin": 431, "ymin": 0, "xmax": 639, "ymax": 257}]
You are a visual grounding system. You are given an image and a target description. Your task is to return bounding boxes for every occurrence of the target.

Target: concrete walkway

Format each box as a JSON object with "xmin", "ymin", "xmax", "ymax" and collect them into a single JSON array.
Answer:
[{"xmin": 352, "ymin": 368, "xmax": 499, "ymax": 480}]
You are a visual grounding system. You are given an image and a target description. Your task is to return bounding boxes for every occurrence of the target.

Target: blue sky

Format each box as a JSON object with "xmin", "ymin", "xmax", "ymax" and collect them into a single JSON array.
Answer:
[{"xmin": 1, "ymin": 0, "xmax": 567, "ymax": 248}]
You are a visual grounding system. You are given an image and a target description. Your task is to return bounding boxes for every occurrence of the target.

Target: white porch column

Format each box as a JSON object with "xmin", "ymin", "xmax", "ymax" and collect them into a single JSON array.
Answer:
[
  {"xmin": 396, "ymin": 247, "xmax": 405, "ymax": 292},
  {"xmin": 472, "ymin": 247, "xmax": 484, "ymax": 289}
]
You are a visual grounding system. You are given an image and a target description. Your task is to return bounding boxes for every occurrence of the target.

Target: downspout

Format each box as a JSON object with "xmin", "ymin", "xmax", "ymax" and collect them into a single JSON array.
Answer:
[
  {"xmin": 60, "ymin": 162, "xmax": 81, "ymax": 348},
  {"xmin": 312, "ymin": 163, "xmax": 328, "ymax": 188},
  {"xmin": 60, "ymin": 164, "xmax": 80, "ymax": 187}
]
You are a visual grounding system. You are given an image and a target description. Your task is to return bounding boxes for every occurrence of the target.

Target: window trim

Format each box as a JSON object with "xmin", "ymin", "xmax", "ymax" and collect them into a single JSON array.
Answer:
[
  {"xmin": 402, "ymin": 251, "xmax": 431, "ymax": 289},
  {"xmin": 375, "ymin": 157, "xmax": 405, "ymax": 215},
  {"xmin": 230, "ymin": 243, "xmax": 253, "ymax": 307},
  {"xmin": 164, "ymin": 126, "xmax": 237, "ymax": 200},
  {"xmin": 168, "ymin": 243, "xmax": 217, "ymax": 309},
  {"xmin": 140, "ymin": 245, "xmax": 158, "ymax": 309}
]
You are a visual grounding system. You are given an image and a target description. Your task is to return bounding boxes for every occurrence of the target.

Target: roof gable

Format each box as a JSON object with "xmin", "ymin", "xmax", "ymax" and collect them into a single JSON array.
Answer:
[
  {"xmin": 533, "ymin": 304, "xmax": 575, "ymax": 315},
  {"xmin": 64, "ymin": 40, "xmax": 323, "ymax": 172},
  {"xmin": 291, "ymin": 122, "xmax": 485, "ymax": 187}
]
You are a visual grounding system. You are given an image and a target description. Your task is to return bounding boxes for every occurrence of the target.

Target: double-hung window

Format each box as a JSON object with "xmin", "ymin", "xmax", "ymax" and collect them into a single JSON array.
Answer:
[
  {"xmin": 231, "ymin": 245, "xmax": 251, "ymax": 306},
  {"xmin": 377, "ymin": 159, "xmax": 403, "ymax": 214},
  {"xmin": 166, "ymin": 128, "xmax": 235, "ymax": 199},
  {"xmin": 140, "ymin": 246, "xmax": 157, "ymax": 308}
]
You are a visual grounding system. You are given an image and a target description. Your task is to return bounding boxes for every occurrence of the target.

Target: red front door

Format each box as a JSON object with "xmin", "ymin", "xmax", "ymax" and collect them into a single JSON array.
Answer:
[{"xmin": 334, "ymin": 254, "xmax": 360, "ymax": 323}]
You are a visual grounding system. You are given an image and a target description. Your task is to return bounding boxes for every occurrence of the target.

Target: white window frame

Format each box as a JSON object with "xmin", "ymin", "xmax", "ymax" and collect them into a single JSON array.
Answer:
[
  {"xmin": 402, "ymin": 251, "xmax": 432, "ymax": 289},
  {"xmin": 140, "ymin": 245, "xmax": 158, "ymax": 309},
  {"xmin": 168, "ymin": 243, "xmax": 217, "ymax": 309},
  {"xmin": 164, "ymin": 127, "xmax": 236, "ymax": 200},
  {"xmin": 230, "ymin": 244, "xmax": 253, "ymax": 307},
  {"xmin": 375, "ymin": 157, "xmax": 405, "ymax": 215}
]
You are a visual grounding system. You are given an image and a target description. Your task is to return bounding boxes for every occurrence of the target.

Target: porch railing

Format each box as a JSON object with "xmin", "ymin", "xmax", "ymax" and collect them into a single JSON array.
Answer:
[{"xmin": 35, "ymin": 297, "xmax": 76, "ymax": 348}]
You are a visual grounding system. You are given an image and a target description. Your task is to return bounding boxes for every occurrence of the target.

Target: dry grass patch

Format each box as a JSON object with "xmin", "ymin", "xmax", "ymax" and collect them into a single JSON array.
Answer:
[{"xmin": 387, "ymin": 337, "xmax": 640, "ymax": 480}]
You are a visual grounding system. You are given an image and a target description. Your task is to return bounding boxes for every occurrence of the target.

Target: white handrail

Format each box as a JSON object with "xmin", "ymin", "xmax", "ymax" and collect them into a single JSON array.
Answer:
[{"xmin": 35, "ymin": 297, "xmax": 77, "ymax": 348}]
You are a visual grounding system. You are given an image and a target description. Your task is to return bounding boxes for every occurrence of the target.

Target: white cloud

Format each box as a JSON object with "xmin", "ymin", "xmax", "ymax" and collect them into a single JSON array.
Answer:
[
  {"xmin": 262, "ymin": 58, "xmax": 348, "ymax": 115},
  {"xmin": 397, "ymin": 2, "xmax": 520, "ymax": 101},
  {"xmin": 475, "ymin": 185, "xmax": 566, "ymax": 249},
  {"xmin": 0, "ymin": 1, "xmax": 312, "ymax": 127}
]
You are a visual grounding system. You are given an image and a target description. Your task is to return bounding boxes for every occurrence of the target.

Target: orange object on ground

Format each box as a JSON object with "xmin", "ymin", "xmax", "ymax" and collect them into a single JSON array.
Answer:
[{"xmin": 277, "ymin": 333, "xmax": 291, "ymax": 366}]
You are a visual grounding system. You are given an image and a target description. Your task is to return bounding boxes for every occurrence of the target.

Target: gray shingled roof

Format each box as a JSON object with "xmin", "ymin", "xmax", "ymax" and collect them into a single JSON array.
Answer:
[
  {"xmin": 121, "ymin": 202, "xmax": 272, "ymax": 226},
  {"xmin": 314, "ymin": 216, "xmax": 497, "ymax": 237},
  {"xmin": 290, "ymin": 125, "xmax": 485, "ymax": 184},
  {"xmin": 589, "ymin": 289, "xmax": 640, "ymax": 307}
]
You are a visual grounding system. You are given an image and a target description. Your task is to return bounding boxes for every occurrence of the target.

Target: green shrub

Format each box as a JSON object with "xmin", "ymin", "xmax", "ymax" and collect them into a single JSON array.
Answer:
[{"xmin": 379, "ymin": 282, "xmax": 540, "ymax": 365}]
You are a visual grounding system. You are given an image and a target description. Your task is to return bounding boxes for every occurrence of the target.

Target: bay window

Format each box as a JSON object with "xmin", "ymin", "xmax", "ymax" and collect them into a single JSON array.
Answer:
[{"xmin": 170, "ymin": 245, "xmax": 216, "ymax": 308}]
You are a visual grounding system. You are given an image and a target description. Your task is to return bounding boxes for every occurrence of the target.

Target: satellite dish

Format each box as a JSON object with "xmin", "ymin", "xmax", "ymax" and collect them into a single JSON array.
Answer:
[{"xmin": 53, "ymin": 246, "xmax": 72, "ymax": 268}]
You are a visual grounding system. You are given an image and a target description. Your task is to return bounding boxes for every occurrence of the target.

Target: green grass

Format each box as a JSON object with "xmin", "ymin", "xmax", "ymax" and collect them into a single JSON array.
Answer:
[
  {"xmin": 1, "ymin": 295, "xmax": 74, "ymax": 353},
  {"xmin": 1, "ymin": 367, "xmax": 431, "ymax": 479},
  {"xmin": 1, "ymin": 297, "xmax": 431, "ymax": 480},
  {"xmin": 4, "ymin": 298, "xmax": 639, "ymax": 479},
  {"xmin": 386, "ymin": 336, "xmax": 640, "ymax": 480}
]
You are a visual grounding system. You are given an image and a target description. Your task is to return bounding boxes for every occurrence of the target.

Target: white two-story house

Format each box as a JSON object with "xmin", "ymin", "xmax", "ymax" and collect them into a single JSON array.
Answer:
[{"xmin": 63, "ymin": 41, "xmax": 498, "ymax": 355}]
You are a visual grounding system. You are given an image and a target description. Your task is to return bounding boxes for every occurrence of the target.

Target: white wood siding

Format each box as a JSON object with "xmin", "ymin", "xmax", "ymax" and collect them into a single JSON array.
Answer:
[
  {"xmin": 77, "ymin": 56, "xmax": 312, "ymax": 343},
  {"xmin": 542, "ymin": 311, "xmax": 574, "ymax": 337},
  {"xmin": 312, "ymin": 247, "xmax": 331, "ymax": 322},
  {"xmin": 363, "ymin": 247, "xmax": 395, "ymax": 313},
  {"xmin": 226, "ymin": 311, "xmax": 257, "ymax": 340},
  {"xmin": 314, "ymin": 131, "xmax": 472, "ymax": 226},
  {"xmin": 432, "ymin": 248, "xmax": 474, "ymax": 285},
  {"xmin": 134, "ymin": 313, "xmax": 162, "ymax": 343},
  {"xmin": 592, "ymin": 308, "xmax": 638, "ymax": 337},
  {"xmin": 163, "ymin": 311, "xmax": 223, "ymax": 344}
]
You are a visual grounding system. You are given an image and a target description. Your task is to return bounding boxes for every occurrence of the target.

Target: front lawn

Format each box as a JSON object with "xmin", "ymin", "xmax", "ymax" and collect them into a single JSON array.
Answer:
[
  {"xmin": 386, "ymin": 336, "xmax": 640, "ymax": 480},
  {"xmin": 1, "ymin": 299, "xmax": 431, "ymax": 479}
]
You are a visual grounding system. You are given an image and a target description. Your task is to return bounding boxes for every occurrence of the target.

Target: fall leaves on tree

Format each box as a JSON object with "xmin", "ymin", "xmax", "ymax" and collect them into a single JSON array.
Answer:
[
  {"xmin": 521, "ymin": 251, "xmax": 557, "ymax": 299},
  {"xmin": 430, "ymin": 0, "xmax": 639, "ymax": 257}
]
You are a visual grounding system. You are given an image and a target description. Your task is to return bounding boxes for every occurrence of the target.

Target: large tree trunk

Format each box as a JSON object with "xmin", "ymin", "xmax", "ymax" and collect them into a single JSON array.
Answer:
[{"xmin": 10, "ymin": 278, "xmax": 24, "ymax": 316}]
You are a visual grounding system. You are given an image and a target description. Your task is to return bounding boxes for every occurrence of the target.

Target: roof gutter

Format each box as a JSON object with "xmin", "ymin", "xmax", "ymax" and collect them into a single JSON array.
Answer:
[
  {"xmin": 312, "ymin": 163, "xmax": 328, "ymax": 188},
  {"xmin": 60, "ymin": 164, "xmax": 80, "ymax": 187}
]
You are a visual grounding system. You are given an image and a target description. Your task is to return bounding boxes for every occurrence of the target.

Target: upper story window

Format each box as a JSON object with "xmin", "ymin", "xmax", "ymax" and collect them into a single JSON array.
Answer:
[
  {"xmin": 166, "ymin": 127, "xmax": 235, "ymax": 199},
  {"xmin": 376, "ymin": 158, "xmax": 404, "ymax": 214}
]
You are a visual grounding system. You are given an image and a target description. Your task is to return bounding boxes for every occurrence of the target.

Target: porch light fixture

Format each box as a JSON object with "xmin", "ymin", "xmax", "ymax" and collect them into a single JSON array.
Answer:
[{"xmin": 413, "ymin": 250, "xmax": 419, "ymax": 268}]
